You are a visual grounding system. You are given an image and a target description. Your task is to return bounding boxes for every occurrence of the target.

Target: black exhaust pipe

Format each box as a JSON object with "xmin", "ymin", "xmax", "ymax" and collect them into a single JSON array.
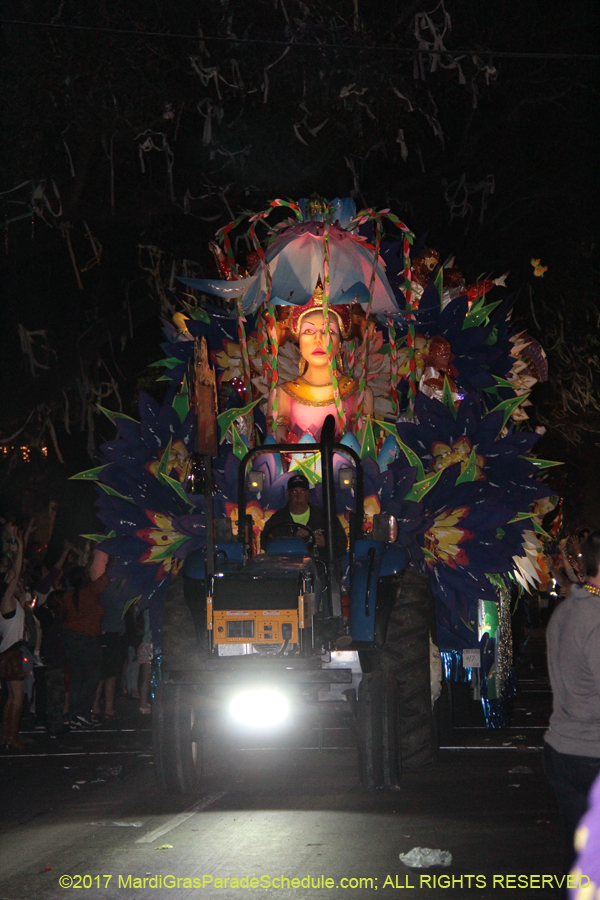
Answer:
[{"xmin": 320, "ymin": 414, "xmax": 342, "ymax": 618}]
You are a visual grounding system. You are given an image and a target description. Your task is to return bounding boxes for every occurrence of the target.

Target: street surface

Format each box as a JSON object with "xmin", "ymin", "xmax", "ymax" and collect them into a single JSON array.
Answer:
[{"xmin": 0, "ymin": 630, "xmax": 567, "ymax": 900}]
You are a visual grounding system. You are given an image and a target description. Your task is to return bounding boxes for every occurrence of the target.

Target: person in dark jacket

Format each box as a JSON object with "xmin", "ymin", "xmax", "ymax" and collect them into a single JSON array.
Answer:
[
  {"xmin": 61, "ymin": 551, "xmax": 108, "ymax": 729},
  {"xmin": 36, "ymin": 590, "xmax": 67, "ymax": 735},
  {"xmin": 261, "ymin": 473, "xmax": 347, "ymax": 560}
]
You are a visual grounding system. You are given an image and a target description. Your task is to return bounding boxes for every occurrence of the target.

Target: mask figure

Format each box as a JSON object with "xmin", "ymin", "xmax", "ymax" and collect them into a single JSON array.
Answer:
[
  {"xmin": 419, "ymin": 336, "xmax": 463, "ymax": 409},
  {"xmin": 267, "ymin": 283, "xmax": 373, "ymax": 443}
]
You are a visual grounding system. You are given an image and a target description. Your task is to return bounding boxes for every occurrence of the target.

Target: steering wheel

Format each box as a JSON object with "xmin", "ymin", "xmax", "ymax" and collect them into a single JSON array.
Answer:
[{"xmin": 266, "ymin": 522, "xmax": 317, "ymax": 552}]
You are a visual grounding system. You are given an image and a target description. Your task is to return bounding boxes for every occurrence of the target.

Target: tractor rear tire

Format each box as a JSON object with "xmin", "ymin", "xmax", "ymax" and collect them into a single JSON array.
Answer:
[
  {"xmin": 357, "ymin": 671, "xmax": 400, "ymax": 790},
  {"xmin": 153, "ymin": 683, "xmax": 202, "ymax": 795},
  {"xmin": 377, "ymin": 570, "xmax": 438, "ymax": 771},
  {"xmin": 161, "ymin": 576, "xmax": 208, "ymax": 672}
]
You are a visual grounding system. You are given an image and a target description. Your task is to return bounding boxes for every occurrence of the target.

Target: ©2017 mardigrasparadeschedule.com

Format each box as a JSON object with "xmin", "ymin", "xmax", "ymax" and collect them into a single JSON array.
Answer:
[{"xmin": 57, "ymin": 871, "xmax": 592, "ymax": 891}]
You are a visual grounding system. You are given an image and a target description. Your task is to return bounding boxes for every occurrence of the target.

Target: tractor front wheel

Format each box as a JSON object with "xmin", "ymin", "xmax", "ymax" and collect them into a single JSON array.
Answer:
[{"xmin": 153, "ymin": 683, "xmax": 202, "ymax": 795}]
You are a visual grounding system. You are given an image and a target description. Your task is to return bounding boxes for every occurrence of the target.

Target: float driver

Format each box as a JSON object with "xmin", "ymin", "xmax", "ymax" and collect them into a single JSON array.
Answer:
[{"xmin": 261, "ymin": 473, "xmax": 347, "ymax": 562}]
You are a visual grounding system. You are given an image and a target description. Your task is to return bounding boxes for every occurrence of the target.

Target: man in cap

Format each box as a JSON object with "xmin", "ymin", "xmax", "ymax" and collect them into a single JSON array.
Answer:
[{"xmin": 261, "ymin": 473, "xmax": 347, "ymax": 561}]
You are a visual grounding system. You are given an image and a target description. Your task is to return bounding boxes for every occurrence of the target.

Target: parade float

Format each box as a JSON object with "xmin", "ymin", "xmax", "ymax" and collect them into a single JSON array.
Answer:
[{"xmin": 73, "ymin": 196, "xmax": 557, "ymax": 731}]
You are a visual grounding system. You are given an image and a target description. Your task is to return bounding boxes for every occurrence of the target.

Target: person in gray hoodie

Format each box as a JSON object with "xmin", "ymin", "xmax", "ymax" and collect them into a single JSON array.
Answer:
[{"xmin": 545, "ymin": 529, "xmax": 600, "ymax": 871}]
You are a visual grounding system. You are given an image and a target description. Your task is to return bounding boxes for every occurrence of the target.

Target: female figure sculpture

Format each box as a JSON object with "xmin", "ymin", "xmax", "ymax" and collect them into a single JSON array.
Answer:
[{"xmin": 267, "ymin": 285, "xmax": 373, "ymax": 443}]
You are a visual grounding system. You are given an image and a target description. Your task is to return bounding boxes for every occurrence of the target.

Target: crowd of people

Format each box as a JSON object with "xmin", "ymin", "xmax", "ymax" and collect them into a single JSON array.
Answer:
[{"xmin": 0, "ymin": 517, "xmax": 153, "ymax": 751}]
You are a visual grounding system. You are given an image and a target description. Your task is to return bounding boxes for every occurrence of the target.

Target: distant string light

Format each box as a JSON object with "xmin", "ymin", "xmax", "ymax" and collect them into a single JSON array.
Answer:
[
  {"xmin": 0, "ymin": 445, "xmax": 48, "ymax": 461},
  {"xmin": 0, "ymin": 19, "xmax": 598, "ymax": 60}
]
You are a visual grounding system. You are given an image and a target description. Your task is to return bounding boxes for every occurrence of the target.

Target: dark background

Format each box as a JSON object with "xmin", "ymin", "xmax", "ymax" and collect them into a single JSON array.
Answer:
[{"xmin": 0, "ymin": 0, "xmax": 598, "ymax": 543}]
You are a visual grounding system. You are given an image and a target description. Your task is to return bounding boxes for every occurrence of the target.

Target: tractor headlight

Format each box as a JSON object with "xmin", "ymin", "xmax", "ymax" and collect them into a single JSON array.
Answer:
[{"xmin": 228, "ymin": 688, "xmax": 290, "ymax": 729}]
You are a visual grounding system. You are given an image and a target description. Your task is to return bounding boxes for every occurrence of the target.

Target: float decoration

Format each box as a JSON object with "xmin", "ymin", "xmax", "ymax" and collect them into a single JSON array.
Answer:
[{"xmin": 74, "ymin": 197, "xmax": 560, "ymax": 728}]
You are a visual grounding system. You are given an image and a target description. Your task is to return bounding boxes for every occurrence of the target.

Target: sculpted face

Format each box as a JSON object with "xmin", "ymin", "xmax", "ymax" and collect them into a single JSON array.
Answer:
[
  {"xmin": 429, "ymin": 337, "xmax": 452, "ymax": 371},
  {"xmin": 298, "ymin": 311, "xmax": 341, "ymax": 370}
]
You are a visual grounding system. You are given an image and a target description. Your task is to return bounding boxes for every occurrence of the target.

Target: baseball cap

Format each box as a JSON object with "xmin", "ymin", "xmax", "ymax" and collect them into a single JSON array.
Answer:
[{"xmin": 287, "ymin": 473, "xmax": 310, "ymax": 491}]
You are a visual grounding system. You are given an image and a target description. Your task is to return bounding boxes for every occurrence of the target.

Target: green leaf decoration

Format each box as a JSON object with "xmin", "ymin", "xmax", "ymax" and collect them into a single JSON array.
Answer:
[
  {"xmin": 404, "ymin": 469, "xmax": 442, "ymax": 503},
  {"xmin": 480, "ymin": 388, "xmax": 500, "ymax": 404},
  {"xmin": 149, "ymin": 357, "xmax": 182, "ymax": 370},
  {"xmin": 161, "ymin": 473, "xmax": 196, "ymax": 507},
  {"xmin": 507, "ymin": 512, "xmax": 551, "ymax": 540},
  {"xmin": 289, "ymin": 450, "xmax": 321, "ymax": 478},
  {"xmin": 455, "ymin": 449, "xmax": 478, "ymax": 485},
  {"xmin": 122, "ymin": 595, "xmax": 141, "ymax": 617},
  {"xmin": 217, "ymin": 397, "xmax": 263, "ymax": 443},
  {"xmin": 486, "ymin": 394, "xmax": 530, "ymax": 430},
  {"xmin": 69, "ymin": 464, "xmax": 109, "ymax": 481},
  {"xmin": 80, "ymin": 531, "xmax": 116, "ymax": 543},
  {"xmin": 97, "ymin": 483, "xmax": 136, "ymax": 503},
  {"xmin": 373, "ymin": 416, "xmax": 399, "ymax": 434},
  {"xmin": 97, "ymin": 406, "xmax": 139, "ymax": 426},
  {"xmin": 442, "ymin": 376, "xmax": 458, "ymax": 420},
  {"xmin": 525, "ymin": 458, "xmax": 564, "ymax": 471},
  {"xmin": 465, "ymin": 284, "xmax": 490, "ymax": 319},
  {"xmin": 156, "ymin": 438, "xmax": 173, "ymax": 483},
  {"xmin": 532, "ymin": 520, "xmax": 551, "ymax": 539},
  {"xmin": 180, "ymin": 299, "xmax": 210, "ymax": 323},
  {"xmin": 422, "ymin": 547, "xmax": 436, "ymax": 563},
  {"xmin": 483, "ymin": 325, "xmax": 498, "ymax": 346},
  {"xmin": 359, "ymin": 416, "xmax": 378, "ymax": 461},
  {"xmin": 492, "ymin": 375, "xmax": 515, "ymax": 390},
  {"xmin": 486, "ymin": 573, "xmax": 506, "ymax": 591},
  {"xmin": 396, "ymin": 438, "xmax": 425, "ymax": 481},
  {"xmin": 172, "ymin": 375, "xmax": 190, "ymax": 424},
  {"xmin": 508, "ymin": 511, "xmax": 536, "ymax": 524},
  {"xmin": 463, "ymin": 298, "xmax": 503, "ymax": 329},
  {"xmin": 144, "ymin": 536, "xmax": 189, "ymax": 563},
  {"xmin": 288, "ymin": 456, "xmax": 321, "ymax": 485},
  {"xmin": 434, "ymin": 267, "xmax": 444, "ymax": 310},
  {"xmin": 231, "ymin": 423, "xmax": 249, "ymax": 461},
  {"xmin": 495, "ymin": 527, "xmax": 505, "ymax": 540},
  {"xmin": 374, "ymin": 420, "xmax": 426, "ymax": 482},
  {"xmin": 459, "ymin": 617, "xmax": 475, "ymax": 633}
]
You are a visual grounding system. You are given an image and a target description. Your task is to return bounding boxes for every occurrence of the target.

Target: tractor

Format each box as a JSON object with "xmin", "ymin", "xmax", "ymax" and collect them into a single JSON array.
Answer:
[{"xmin": 153, "ymin": 414, "xmax": 440, "ymax": 793}]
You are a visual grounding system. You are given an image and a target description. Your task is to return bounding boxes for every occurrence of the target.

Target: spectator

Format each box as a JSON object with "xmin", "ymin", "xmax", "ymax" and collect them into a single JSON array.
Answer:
[
  {"xmin": 545, "ymin": 530, "xmax": 600, "ymax": 874},
  {"xmin": 33, "ymin": 540, "xmax": 74, "ymax": 607},
  {"xmin": 122, "ymin": 605, "xmax": 141, "ymax": 699},
  {"xmin": 0, "ymin": 529, "xmax": 26, "ymax": 750},
  {"xmin": 61, "ymin": 550, "xmax": 108, "ymax": 729},
  {"xmin": 92, "ymin": 566, "xmax": 127, "ymax": 722},
  {"xmin": 36, "ymin": 590, "xmax": 67, "ymax": 736}
]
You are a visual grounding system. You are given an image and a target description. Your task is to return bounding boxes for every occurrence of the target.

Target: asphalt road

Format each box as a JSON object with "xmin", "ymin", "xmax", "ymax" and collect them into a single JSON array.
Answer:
[{"xmin": 0, "ymin": 630, "xmax": 567, "ymax": 900}]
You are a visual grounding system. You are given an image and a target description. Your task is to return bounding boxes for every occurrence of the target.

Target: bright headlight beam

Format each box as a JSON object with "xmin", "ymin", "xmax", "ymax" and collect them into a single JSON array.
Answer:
[{"xmin": 228, "ymin": 688, "xmax": 290, "ymax": 728}]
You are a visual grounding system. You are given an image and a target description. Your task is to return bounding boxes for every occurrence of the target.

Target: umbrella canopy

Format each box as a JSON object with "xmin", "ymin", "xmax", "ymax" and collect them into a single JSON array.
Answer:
[{"xmin": 179, "ymin": 222, "xmax": 400, "ymax": 315}]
